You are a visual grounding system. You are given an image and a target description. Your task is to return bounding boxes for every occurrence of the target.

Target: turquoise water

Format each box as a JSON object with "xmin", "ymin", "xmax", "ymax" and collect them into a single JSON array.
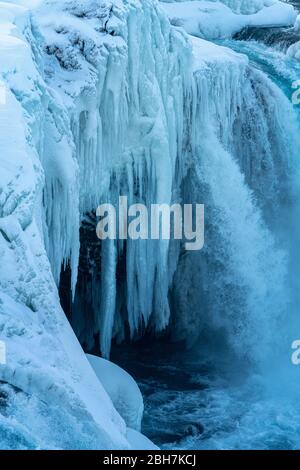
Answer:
[{"xmin": 219, "ymin": 39, "xmax": 300, "ymax": 103}]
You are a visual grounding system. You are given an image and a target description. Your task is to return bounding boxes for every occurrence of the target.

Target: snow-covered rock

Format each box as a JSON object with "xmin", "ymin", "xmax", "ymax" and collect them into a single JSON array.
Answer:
[
  {"xmin": 160, "ymin": 0, "xmax": 278, "ymax": 14},
  {"xmin": 161, "ymin": 1, "xmax": 296, "ymax": 39},
  {"xmin": 87, "ymin": 354, "xmax": 144, "ymax": 432}
]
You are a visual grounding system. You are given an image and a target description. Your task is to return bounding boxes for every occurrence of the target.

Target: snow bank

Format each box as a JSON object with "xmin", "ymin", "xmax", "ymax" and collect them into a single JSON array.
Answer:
[
  {"xmin": 161, "ymin": 1, "xmax": 296, "ymax": 39},
  {"xmin": 0, "ymin": 292, "xmax": 128, "ymax": 449},
  {"xmin": 87, "ymin": 354, "xmax": 144, "ymax": 432}
]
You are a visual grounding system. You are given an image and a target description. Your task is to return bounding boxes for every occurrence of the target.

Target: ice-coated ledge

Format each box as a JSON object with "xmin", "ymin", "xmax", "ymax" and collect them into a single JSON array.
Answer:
[{"xmin": 189, "ymin": 34, "xmax": 248, "ymax": 70}]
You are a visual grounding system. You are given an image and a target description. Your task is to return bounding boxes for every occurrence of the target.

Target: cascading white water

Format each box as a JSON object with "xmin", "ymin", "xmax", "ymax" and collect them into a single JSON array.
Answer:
[{"xmin": 169, "ymin": 37, "xmax": 300, "ymax": 364}]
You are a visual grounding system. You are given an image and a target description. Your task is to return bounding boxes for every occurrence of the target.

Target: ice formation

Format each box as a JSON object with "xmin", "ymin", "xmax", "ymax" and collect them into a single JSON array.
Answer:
[{"xmin": 0, "ymin": 0, "xmax": 298, "ymax": 449}]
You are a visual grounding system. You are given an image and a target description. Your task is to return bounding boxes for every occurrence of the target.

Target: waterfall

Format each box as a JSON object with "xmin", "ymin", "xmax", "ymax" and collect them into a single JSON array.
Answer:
[
  {"xmin": 170, "ymin": 37, "xmax": 298, "ymax": 363},
  {"xmin": 1, "ymin": 0, "xmax": 296, "ymax": 366},
  {"xmin": 58, "ymin": 31, "xmax": 296, "ymax": 364}
]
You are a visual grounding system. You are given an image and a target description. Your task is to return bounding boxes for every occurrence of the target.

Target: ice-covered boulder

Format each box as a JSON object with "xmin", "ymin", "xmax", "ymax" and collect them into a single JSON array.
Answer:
[
  {"xmin": 87, "ymin": 354, "xmax": 144, "ymax": 432},
  {"xmin": 126, "ymin": 428, "xmax": 159, "ymax": 450}
]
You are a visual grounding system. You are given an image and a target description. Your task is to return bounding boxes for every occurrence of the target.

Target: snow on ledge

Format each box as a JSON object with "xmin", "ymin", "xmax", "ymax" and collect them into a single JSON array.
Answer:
[{"xmin": 160, "ymin": 1, "xmax": 297, "ymax": 39}]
